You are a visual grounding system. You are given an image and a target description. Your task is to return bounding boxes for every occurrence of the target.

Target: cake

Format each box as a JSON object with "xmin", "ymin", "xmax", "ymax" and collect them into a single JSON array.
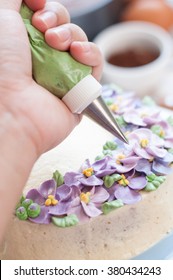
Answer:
[{"xmin": 1, "ymin": 85, "xmax": 173, "ymax": 260}]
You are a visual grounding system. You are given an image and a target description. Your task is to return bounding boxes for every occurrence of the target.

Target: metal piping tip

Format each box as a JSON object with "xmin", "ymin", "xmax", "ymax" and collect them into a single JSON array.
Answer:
[{"xmin": 84, "ymin": 96, "xmax": 128, "ymax": 144}]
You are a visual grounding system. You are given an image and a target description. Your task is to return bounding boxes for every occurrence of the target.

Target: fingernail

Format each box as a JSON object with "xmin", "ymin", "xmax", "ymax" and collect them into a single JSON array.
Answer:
[
  {"xmin": 54, "ymin": 27, "xmax": 71, "ymax": 41},
  {"xmin": 38, "ymin": 11, "xmax": 57, "ymax": 28}
]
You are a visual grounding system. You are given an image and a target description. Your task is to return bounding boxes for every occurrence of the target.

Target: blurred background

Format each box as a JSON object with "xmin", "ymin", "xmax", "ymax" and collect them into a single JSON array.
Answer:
[
  {"xmin": 54, "ymin": 0, "xmax": 173, "ymax": 109},
  {"xmin": 57, "ymin": 0, "xmax": 173, "ymax": 40},
  {"xmin": 58, "ymin": 0, "xmax": 126, "ymax": 41}
]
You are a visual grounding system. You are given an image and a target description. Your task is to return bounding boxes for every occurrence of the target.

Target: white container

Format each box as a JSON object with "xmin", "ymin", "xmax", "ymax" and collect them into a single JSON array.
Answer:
[{"xmin": 94, "ymin": 21, "xmax": 173, "ymax": 97}]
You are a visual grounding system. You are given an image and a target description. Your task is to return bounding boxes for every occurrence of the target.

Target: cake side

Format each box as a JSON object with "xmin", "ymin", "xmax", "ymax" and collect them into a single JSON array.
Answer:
[{"xmin": 1, "ymin": 172, "xmax": 173, "ymax": 260}]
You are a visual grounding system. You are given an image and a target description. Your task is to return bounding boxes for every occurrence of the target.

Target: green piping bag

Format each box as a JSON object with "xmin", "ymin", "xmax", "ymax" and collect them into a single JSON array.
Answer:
[{"xmin": 20, "ymin": 3, "xmax": 128, "ymax": 143}]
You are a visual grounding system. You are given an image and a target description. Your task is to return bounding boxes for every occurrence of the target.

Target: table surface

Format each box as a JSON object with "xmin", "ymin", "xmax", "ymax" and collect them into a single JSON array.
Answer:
[{"xmin": 133, "ymin": 230, "xmax": 173, "ymax": 260}]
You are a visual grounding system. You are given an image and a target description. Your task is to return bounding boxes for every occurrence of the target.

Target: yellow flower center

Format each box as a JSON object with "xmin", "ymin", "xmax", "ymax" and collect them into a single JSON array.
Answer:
[
  {"xmin": 116, "ymin": 154, "xmax": 126, "ymax": 164},
  {"xmin": 109, "ymin": 104, "xmax": 119, "ymax": 112},
  {"xmin": 45, "ymin": 195, "xmax": 58, "ymax": 206},
  {"xmin": 159, "ymin": 129, "xmax": 165, "ymax": 137},
  {"xmin": 83, "ymin": 167, "xmax": 94, "ymax": 177},
  {"xmin": 148, "ymin": 157, "xmax": 154, "ymax": 162},
  {"xmin": 80, "ymin": 192, "xmax": 91, "ymax": 204},
  {"xmin": 118, "ymin": 174, "xmax": 129, "ymax": 186},
  {"xmin": 141, "ymin": 113, "xmax": 148, "ymax": 118},
  {"xmin": 117, "ymin": 96, "xmax": 123, "ymax": 102},
  {"xmin": 140, "ymin": 138, "xmax": 149, "ymax": 148}
]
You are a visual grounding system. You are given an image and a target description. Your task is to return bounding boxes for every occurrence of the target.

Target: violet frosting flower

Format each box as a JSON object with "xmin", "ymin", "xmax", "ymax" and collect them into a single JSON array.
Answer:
[
  {"xmin": 64, "ymin": 158, "xmax": 115, "ymax": 187},
  {"xmin": 107, "ymin": 146, "xmax": 140, "ymax": 173},
  {"xmin": 143, "ymin": 111, "xmax": 163, "ymax": 126},
  {"xmin": 151, "ymin": 120, "xmax": 173, "ymax": 149},
  {"xmin": 135, "ymin": 151, "xmax": 173, "ymax": 175},
  {"xmin": 67, "ymin": 186, "xmax": 109, "ymax": 222},
  {"xmin": 107, "ymin": 173, "xmax": 147, "ymax": 204},
  {"xmin": 26, "ymin": 179, "xmax": 73, "ymax": 223},
  {"xmin": 102, "ymin": 86, "xmax": 137, "ymax": 115},
  {"xmin": 123, "ymin": 108, "xmax": 147, "ymax": 127},
  {"xmin": 127, "ymin": 128, "xmax": 167, "ymax": 160}
]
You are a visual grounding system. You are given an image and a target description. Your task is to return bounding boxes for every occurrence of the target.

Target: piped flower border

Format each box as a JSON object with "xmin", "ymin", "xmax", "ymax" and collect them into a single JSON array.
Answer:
[{"xmin": 16, "ymin": 85, "xmax": 173, "ymax": 227}]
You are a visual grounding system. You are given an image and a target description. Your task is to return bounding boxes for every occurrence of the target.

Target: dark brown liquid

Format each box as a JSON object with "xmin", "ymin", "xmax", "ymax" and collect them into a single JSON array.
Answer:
[{"xmin": 108, "ymin": 48, "xmax": 160, "ymax": 68}]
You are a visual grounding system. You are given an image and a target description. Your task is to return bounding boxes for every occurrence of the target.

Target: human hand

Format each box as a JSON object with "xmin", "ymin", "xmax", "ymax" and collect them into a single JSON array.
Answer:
[
  {"xmin": 0, "ymin": 0, "xmax": 104, "ymax": 241},
  {"xmin": 0, "ymin": 0, "xmax": 103, "ymax": 157}
]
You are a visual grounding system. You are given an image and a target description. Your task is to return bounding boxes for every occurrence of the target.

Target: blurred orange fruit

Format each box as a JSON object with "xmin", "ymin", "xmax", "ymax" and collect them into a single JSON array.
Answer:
[{"xmin": 122, "ymin": 0, "xmax": 173, "ymax": 30}]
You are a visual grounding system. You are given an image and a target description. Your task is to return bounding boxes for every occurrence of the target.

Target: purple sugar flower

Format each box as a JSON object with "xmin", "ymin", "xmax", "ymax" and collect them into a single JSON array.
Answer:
[
  {"xmin": 67, "ymin": 186, "xmax": 109, "ymax": 222},
  {"xmin": 143, "ymin": 111, "xmax": 163, "ymax": 126},
  {"xmin": 151, "ymin": 120, "xmax": 173, "ymax": 149},
  {"xmin": 28, "ymin": 206, "xmax": 51, "ymax": 224},
  {"xmin": 135, "ymin": 159, "xmax": 152, "ymax": 175},
  {"xmin": 64, "ymin": 158, "xmax": 115, "ymax": 187},
  {"xmin": 102, "ymin": 85, "xmax": 137, "ymax": 115},
  {"xmin": 26, "ymin": 179, "xmax": 73, "ymax": 223},
  {"xmin": 123, "ymin": 107, "xmax": 162, "ymax": 127},
  {"xmin": 123, "ymin": 108, "xmax": 147, "ymax": 127},
  {"xmin": 107, "ymin": 174, "xmax": 147, "ymax": 204},
  {"xmin": 127, "ymin": 128, "xmax": 167, "ymax": 160},
  {"xmin": 111, "ymin": 156, "xmax": 140, "ymax": 173},
  {"xmin": 152, "ymin": 160, "xmax": 173, "ymax": 175},
  {"xmin": 136, "ymin": 151, "xmax": 173, "ymax": 176},
  {"xmin": 164, "ymin": 136, "xmax": 173, "ymax": 149},
  {"xmin": 111, "ymin": 94, "xmax": 137, "ymax": 115},
  {"xmin": 107, "ymin": 146, "xmax": 140, "ymax": 173},
  {"xmin": 102, "ymin": 85, "xmax": 117, "ymax": 98}
]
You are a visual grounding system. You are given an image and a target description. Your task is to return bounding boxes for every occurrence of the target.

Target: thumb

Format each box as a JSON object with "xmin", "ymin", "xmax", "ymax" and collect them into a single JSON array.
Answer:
[
  {"xmin": 0, "ymin": 0, "xmax": 46, "ymax": 11},
  {"xmin": 0, "ymin": 0, "xmax": 22, "ymax": 10}
]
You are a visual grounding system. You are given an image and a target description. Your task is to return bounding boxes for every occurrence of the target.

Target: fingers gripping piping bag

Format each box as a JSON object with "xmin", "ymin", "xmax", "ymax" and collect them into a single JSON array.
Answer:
[{"xmin": 20, "ymin": 4, "xmax": 127, "ymax": 143}]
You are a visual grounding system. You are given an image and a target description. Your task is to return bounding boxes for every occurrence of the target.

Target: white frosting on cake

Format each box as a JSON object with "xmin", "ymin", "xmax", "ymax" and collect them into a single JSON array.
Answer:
[{"xmin": 25, "ymin": 116, "xmax": 113, "ymax": 191}]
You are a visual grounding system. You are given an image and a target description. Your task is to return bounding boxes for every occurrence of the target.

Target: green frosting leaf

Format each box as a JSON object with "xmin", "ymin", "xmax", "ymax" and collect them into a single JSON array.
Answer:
[
  {"xmin": 145, "ymin": 174, "xmax": 166, "ymax": 191},
  {"xmin": 168, "ymin": 148, "xmax": 173, "ymax": 155},
  {"xmin": 15, "ymin": 195, "xmax": 25, "ymax": 210},
  {"xmin": 105, "ymin": 99, "xmax": 114, "ymax": 106},
  {"xmin": 167, "ymin": 116, "xmax": 173, "ymax": 126},
  {"xmin": 95, "ymin": 155, "xmax": 105, "ymax": 161},
  {"xmin": 146, "ymin": 173, "xmax": 155, "ymax": 182},
  {"xmin": 102, "ymin": 150, "xmax": 113, "ymax": 156},
  {"xmin": 103, "ymin": 174, "xmax": 122, "ymax": 188},
  {"xmin": 53, "ymin": 170, "xmax": 64, "ymax": 187},
  {"xmin": 115, "ymin": 115, "xmax": 126, "ymax": 127},
  {"xmin": 142, "ymin": 96, "xmax": 156, "ymax": 106},
  {"xmin": 20, "ymin": 4, "xmax": 91, "ymax": 99},
  {"xmin": 102, "ymin": 199, "xmax": 124, "ymax": 215},
  {"xmin": 151, "ymin": 125, "xmax": 165, "ymax": 138},
  {"xmin": 16, "ymin": 207, "xmax": 28, "ymax": 220},
  {"xmin": 103, "ymin": 141, "xmax": 117, "ymax": 151},
  {"xmin": 145, "ymin": 182, "xmax": 157, "ymax": 191},
  {"xmin": 52, "ymin": 214, "xmax": 79, "ymax": 227}
]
